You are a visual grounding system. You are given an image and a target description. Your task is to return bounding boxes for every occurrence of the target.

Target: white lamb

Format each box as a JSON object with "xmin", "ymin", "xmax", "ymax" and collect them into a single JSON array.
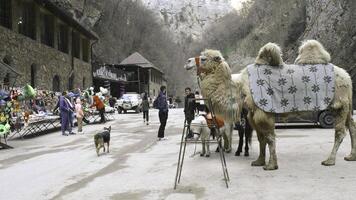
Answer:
[
  {"xmin": 190, "ymin": 115, "xmax": 228, "ymax": 157},
  {"xmin": 190, "ymin": 116, "xmax": 212, "ymax": 157}
]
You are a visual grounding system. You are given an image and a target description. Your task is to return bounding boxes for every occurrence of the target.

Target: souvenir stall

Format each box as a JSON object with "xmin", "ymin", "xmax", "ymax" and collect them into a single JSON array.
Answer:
[
  {"xmin": 83, "ymin": 87, "xmax": 116, "ymax": 123},
  {"xmin": 0, "ymin": 60, "xmax": 20, "ymax": 149},
  {"xmin": 9, "ymin": 87, "xmax": 61, "ymax": 139}
]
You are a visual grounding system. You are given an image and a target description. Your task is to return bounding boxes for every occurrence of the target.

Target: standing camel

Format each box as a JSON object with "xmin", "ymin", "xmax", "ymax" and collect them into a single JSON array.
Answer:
[{"xmin": 184, "ymin": 40, "xmax": 356, "ymax": 170}]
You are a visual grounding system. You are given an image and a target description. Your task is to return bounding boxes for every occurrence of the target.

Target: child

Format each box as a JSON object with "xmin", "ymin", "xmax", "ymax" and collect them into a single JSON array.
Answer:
[{"xmin": 75, "ymin": 98, "xmax": 84, "ymax": 133}]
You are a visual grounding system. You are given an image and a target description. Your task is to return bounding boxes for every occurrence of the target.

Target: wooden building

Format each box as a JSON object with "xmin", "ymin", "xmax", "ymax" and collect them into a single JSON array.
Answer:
[{"xmin": 117, "ymin": 52, "xmax": 166, "ymax": 97}]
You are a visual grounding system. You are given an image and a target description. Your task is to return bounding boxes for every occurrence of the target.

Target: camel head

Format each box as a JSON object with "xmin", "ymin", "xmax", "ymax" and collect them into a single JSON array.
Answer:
[
  {"xmin": 295, "ymin": 40, "xmax": 331, "ymax": 64},
  {"xmin": 255, "ymin": 42, "xmax": 284, "ymax": 66},
  {"xmin": 184, "ymin": 49, "xmax": 231, "ymax": 80}
]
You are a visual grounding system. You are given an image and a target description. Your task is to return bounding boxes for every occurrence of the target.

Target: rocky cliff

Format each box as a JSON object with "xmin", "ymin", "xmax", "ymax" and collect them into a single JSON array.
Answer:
[
  {"xmin": 141, "ymin": 0, "xmax": 236, "ymax": 43},
  {"xmin": 224, "ymin": 0, "xmax": 356, "ymax": 76}
]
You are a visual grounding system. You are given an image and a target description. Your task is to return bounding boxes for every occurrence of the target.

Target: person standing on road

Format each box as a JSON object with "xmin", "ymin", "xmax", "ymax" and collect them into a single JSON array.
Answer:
[
  {"xmin": 59, "ymin": 91, "xmax": 75, "ymax": 136},
  {"xmin": 184, "ymin": 87, "xmax": 196, "ymax": 139},
  {"xmin": 142, "ymin": 93, "xmax": 150, "ymax": 125},
  {"xmin": 155, "ymin": 86, "xmax": 168, "ymax": 140},
  {"xmin": 90, "ymin": 95, "xmax": 106, "ymax": 123},
  {"xmin": 75, "ymin": 97, "xmax": 84, "ymax": 133}
]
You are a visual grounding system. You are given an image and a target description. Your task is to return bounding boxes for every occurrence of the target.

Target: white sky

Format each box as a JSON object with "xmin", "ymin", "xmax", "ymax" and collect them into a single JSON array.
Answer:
[{"xmin": 230, "ymin": 0, "xmax": 250, "ymax": 11}]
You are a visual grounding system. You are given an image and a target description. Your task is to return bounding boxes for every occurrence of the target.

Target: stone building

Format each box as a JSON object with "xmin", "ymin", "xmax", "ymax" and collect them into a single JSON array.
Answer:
[
  {"xmin": 118, "ymin": 52, "xmax": 166, "ymax": 98},
  {"xmin": 0, "ymin": 0, "xmax": 98, "ymax": 91}
]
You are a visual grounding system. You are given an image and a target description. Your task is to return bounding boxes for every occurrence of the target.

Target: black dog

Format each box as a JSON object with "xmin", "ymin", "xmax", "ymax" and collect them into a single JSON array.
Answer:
[{"xmin": 94, "ymin": 126, "xmax": 111, "ymax": 156}]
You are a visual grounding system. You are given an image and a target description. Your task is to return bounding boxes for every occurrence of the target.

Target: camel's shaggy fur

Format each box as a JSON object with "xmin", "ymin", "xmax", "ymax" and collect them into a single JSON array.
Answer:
[
  {"xmin": 185, "ymin": 41, "xmax": 356, "ymax": 170},
  {"xmin": 295, "ymin": 39, "xmax": 331, "ymax": 64},
  {"xmin": 255, "ymin": 42, "xmax": 284, "ymax": 66},
  {"xmin": 197, "ymin": 49, "xmax": 241, "ymax": 123},
  {"xmin": 184, "ymin": 49, "xmax": 240, "ymax": 152}
]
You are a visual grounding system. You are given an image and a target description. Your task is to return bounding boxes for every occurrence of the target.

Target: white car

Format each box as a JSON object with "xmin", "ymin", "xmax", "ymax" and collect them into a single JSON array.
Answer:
[{"xmin": 116, "ymin": 93, "xmax": 143, "ymax": 113}]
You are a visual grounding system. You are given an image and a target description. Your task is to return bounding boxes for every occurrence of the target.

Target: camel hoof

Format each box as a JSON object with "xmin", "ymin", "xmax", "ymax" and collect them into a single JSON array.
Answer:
[
  {"xmin": 205, "ymin": 154, "xmax": 210, "ymax": 157},
  {"xmin": 244, "ymin": 152, "xmax": 249, "ymax": 157},
  {"xmin": 263, "ymin": 164, "xmax": 278, "ymax": 170},
  {"xmin": 321, "ymin": 159, "xmax": 335, "ymax": 166},
  {"xmin": 235, "ymin": 151, "xmax": 241, "ymax": 156},
  {"xmin": 251, "ymin": 159, "xmax": 265, "ymax": 166},
  {"xmin": 344, "ymin": 154, "xmax": 356, "ymax": 161}
]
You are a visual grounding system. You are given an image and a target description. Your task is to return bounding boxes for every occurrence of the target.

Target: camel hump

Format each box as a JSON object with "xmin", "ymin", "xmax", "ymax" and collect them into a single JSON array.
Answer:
[{"xmin": 255, "ymin": 42, "xmax": 283, "ymax": 66}]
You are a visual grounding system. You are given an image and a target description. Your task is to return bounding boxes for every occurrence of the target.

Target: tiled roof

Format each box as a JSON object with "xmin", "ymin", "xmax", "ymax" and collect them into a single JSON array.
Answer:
[{"xmin": 120, "ymin": 52, "xmax": 163, "ymax": 73}]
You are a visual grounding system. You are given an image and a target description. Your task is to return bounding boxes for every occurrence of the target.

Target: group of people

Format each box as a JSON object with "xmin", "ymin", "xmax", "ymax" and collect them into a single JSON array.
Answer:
[
  {"xmin": 55, "ymin": 91, "xmax": 106, "ymax": 136},
  {"xmin": 151, "ymin": 86, "xmax": 204, "ymax": 141}
]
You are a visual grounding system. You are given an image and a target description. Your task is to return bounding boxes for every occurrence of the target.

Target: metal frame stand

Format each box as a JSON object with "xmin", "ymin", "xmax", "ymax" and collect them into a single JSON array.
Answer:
[
  {"xmin": 0, "ymin": 135, "xmax": 13, "ymax": 149},
  {"xmin": 174, "ymin": 98, "xmax": 230, "ymax": 189}
]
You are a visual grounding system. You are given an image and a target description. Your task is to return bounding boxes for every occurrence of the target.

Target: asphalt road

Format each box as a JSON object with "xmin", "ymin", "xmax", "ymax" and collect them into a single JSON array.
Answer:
[{"xmin": 1, "ymin": 109, "xmax": 355, "ymax": 200}]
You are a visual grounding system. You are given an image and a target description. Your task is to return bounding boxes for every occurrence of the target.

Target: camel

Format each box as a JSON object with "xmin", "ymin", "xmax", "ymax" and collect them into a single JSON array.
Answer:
[
  {"xmin": 184, "ymin": 40, "xmax": 356, "ymax": 170},
  {"xmin": 184, "ymin": 50, "xmax": 241, "ymax": 152}
]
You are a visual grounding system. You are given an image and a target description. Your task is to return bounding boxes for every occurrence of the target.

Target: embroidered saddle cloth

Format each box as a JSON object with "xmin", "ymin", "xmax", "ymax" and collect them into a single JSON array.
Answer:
[{"xmin": 247, "ymin": 64, "xmax": 335, "ymax": 113}]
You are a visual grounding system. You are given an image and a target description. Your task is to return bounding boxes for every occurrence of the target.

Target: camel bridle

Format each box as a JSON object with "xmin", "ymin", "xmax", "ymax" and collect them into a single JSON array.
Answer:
[{"xmin": 195, "ymin": 56, "xmax": 221, "ymax": 77}]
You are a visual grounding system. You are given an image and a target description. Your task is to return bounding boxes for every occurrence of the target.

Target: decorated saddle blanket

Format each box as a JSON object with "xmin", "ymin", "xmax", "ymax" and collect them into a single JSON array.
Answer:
[{"xmin": 247, "ymin": 64, "xmax": 335, "ymax": 113}]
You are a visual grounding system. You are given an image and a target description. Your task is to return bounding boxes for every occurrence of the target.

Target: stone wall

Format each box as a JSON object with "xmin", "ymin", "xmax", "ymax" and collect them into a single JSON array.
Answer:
[{"xmin": 0, "ymin": 26, "xmax": 92, "ymax": 91}]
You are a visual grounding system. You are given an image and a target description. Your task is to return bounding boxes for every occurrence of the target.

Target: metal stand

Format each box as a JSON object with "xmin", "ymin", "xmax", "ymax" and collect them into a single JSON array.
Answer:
[
  {"xmin": 174, "ymin": 98, "xmax": 230, "ymax": 189},
  {"xmin": 0, "ymin": 135, "xmax": 13, "ymax": 149}
]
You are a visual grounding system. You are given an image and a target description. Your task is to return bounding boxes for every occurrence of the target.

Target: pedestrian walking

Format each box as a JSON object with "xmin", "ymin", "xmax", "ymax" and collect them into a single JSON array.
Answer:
[
  {"xmin": 75, "ymin": 98, "xmax": 84, "ymax": 133},
  {"xmin": 184, "ymin": 87, "xmax": 195, "ymax": 139},
  {"xmin": 154, "ymin": 86, "xmax": 168, "ymax": 140},
  {"xmin": 142, "ymin": 93, "xmax": 150, "ymax": 125}
]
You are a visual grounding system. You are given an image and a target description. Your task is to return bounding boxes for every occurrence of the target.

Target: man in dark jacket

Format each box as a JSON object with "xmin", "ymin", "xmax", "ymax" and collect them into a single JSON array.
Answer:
[
  {"xmin": 184, "ymin": 87, "xmax": 196, "ymax": 139},
  {"xmin": 156, "ymin": 86, "xmax": 169, "ymax": 140}
]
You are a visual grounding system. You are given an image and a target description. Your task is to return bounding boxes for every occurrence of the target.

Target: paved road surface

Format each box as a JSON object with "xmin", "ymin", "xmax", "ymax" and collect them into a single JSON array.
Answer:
[{"xmin": 1, "ymin": 109, "xmax": 355, "ymax": 200}]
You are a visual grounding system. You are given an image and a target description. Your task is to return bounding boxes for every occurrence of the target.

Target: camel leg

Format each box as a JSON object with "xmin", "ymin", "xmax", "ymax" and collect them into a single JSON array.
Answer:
[
  {"xmin": 251, "ymin": 130, "xmax": 266, "ymax": 166},
  {"xmin": 322, "ymin": 110, "xmax": 348, "ymax": 166},
  {"xmin": 264, "ymin": 132, "xmax": 278, "ymax": 170},
  {"xmin": 223, "ymin": 124, "xmax": 233, "ymax": 153},
  {"xmin": 345, "ymin": 118, "xmax": 356, "ymax": 161},
  {"xmin": 228, "ymin": 123, "xmax": 233, "ymax": 152}
]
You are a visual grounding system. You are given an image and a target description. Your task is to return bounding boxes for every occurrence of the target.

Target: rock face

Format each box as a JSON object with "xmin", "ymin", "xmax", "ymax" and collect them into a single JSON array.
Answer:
[
  {"xmin": 225, "ymin": 0, "xmax": 356, "ymax": 72},
  {"xmin": 221, "ymin": 0, "xmax": 356, "ymax": 105},
  {"xmin": 294, "ymin": 0, "xmax": 356, "ymax": 70},
  {"xmin": 141, "ymin": 0, "xmax": 236, "ymax": 42},
  {"xmin": 49, "ymin": 0, "xmax": 103, "ymax": 28}
]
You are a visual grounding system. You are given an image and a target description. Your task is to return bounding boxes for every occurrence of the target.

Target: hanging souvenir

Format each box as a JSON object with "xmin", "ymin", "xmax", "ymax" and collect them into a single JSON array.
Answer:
[{"xmin": 23, "ymin": 84, "xmax": 36, "ymax": 99}]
